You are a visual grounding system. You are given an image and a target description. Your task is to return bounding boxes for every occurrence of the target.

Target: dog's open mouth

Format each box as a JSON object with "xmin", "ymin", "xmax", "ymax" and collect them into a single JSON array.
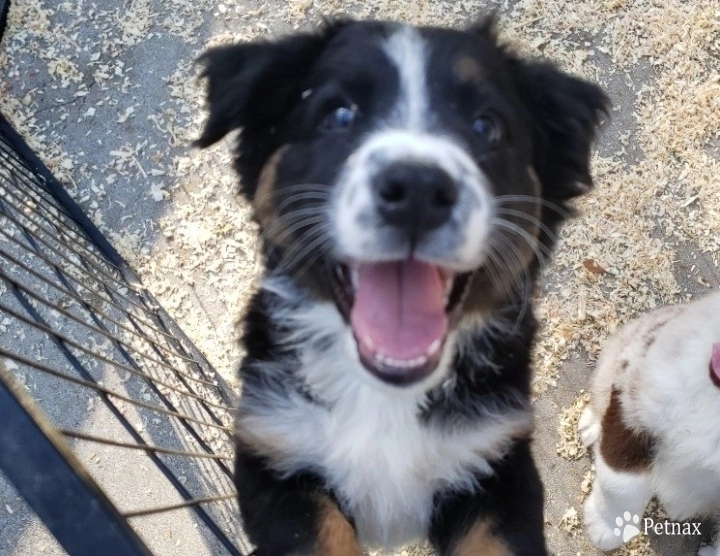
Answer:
[{"xmin": 331, "ymin": 259, "xmax": 474, "ymax": 385}]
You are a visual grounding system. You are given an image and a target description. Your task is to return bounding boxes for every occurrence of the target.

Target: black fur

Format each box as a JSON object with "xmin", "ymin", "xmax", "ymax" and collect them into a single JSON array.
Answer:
[
  {"xmin": 430, "ymin": 440, "xmax": 547, "ymax": 555},
  {"xmin": 421, "ymin": 307, "xmax": 538, "ymax": 425},
  {"xmin": 196, "ymin": 23, "xmax": 348, "ymax": 197},
  {"xmin": 234, "ymin": 446, "xmax": 324, "ymax": 556}
]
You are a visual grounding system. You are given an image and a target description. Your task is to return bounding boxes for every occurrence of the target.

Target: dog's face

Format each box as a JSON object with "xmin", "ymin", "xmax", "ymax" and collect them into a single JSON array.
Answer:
[{"xmin": 198, "ymin": 19, "xmax": 608, "ymax": 387}]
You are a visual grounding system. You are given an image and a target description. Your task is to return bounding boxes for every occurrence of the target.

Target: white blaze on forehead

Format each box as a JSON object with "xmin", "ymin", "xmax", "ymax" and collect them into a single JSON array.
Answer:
[
  {"xmin": 331, "ymin": 26, "xmax": 494, "ymax": 271},
  {"xmin": 383, "ymin": 26, "xmax": 429, "ymax": 130}
]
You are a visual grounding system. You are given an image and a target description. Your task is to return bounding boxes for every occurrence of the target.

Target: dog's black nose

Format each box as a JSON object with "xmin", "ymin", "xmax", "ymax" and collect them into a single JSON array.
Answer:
[{"xmin": 374, "ymin": 163, "xmax": 458, "ymax": 239}]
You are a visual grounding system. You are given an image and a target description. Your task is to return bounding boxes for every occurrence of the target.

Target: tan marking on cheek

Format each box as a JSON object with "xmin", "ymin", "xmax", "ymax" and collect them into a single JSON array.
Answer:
[
  {"xmin": 452, "ymin": 520, "xmax": 512, "ymax": 556},
  {"xmin": 494, "ymin": 178, "xmax": 542, "ymax": 290},
  {"xmin": 527, "ymin": 166, "xmax": 542, "ymax": 197},
  {"xmin": 255, "ymin": 146, "xmax": 289, "ymax": 232},
  {"xmin": 493, "ymin": 167, "xmax": 544, "ymax": 286},
  {"xmin": 314, "ymin": 497, "xmax": 362, "ymax": 556},
  {"xmin": 454, "ymin": 57, "xmax": 484, "ymax": 84},
  {"xmin": 599, "ymin": 387, "xmax": 655, "ymax": 472}
]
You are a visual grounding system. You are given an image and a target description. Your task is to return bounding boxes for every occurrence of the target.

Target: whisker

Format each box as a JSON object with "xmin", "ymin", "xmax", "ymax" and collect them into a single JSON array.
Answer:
[
  {"xmin": 483, "ymin": 247, "xmax": 518, "ymax": 307},
  {"xmin": 275, "ymin": 226, "xmax": 332, "ymax": 276},
  {"xmin": 492, "ymin": 219, "xmax": 552, "ymax": 263},
  {"xmin": 267, "ymin": 183, "xmax": 330, "ymax": 196},
  {"xmin": 473, "ymin": 146, "xmax": 519, "ymax": 162},
  {"xmin": 291, "ymin": 239, "xmax": 334, "ymax": 280},
  {"xmin": 265, "ymin": 218, "xmax": 326, "ymax": 254},
  {"xmin": 279, "ymin": 241, "xmax": 332, "ymax": 281},
  {"xmin": 264, "ymin": 216, "xmax": 327, "ymax": 247},
  {"xmin": 493, "ymin": 195, "xmax": 570, "ymax": 219},
  {"xmin": 488, "ymin": 233, "xmax": 532, "ymax": 333},
  {"xmin": 494, "ymin": 208, "xmax": 558, "ymax": 245},
  {"xmin": 266, "ymin": 206, "xmax": 328, "ymax": 230},
  {"xmin": 486, "ymin": 234, "xmax": 527, "ymax": 303},
  {"xmin": 274, "ymin": 192, "xmax": 330, "ymax": 214}
]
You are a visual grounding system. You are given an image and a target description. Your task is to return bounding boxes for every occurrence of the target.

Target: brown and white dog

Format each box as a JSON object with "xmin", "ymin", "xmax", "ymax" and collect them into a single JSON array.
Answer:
[
  {"xmin": 580, "ymin": 292, "xmax": 720, "ymax": 555},
  {"xmin": 198, "ymin": 16, "xmax": 607, "ymax": 556}
]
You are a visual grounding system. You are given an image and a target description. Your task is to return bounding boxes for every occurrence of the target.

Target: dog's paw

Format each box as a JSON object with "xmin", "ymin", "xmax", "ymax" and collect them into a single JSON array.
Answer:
[
  {"xmin": 697, "ymin": 545, "xmax": 718, "ymax": 556},
  {"xmin": 583, "ymin": 491, "xmax": 626, "ymax": 550},
  {"xmin": 578, "ymin": 406, "xmax": 601, "ymax": 448}
]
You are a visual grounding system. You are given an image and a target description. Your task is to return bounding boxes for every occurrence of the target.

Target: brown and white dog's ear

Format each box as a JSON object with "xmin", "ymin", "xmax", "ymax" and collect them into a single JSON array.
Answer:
[
  {"xmin": 509, "ymin": 58, "xmax": 610, "ymax": 200},
  {"xmin": 195, "ymin": 22, "xmax": 345, "ymax": 149}
]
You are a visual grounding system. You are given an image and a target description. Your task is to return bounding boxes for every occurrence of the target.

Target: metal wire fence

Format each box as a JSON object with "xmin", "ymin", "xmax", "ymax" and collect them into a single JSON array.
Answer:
[{"xmin": 0, "ymin": 110, "xmax": 249, "ymax": 555}]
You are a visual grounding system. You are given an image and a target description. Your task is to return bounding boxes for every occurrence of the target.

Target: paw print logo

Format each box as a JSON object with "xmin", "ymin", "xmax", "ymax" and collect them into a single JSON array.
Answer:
[{"xmin": 614, "ymin": 512, "xmax": 641, "ymax": 543}]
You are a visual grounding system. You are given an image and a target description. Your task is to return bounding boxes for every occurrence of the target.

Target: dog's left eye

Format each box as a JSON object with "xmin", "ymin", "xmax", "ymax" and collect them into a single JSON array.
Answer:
[
  {"xmin": 472, "ymin": 112, "xmax": 504, "ymax": 143},
  {"xmin": 322, "ymin": 105, "xmax": 358, "ymax": 131}
]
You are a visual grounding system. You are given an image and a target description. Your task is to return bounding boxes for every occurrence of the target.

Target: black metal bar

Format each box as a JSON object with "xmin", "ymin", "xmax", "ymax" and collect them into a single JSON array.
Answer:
[
  {"xmin": 0, "ymin": 349, "xmax": 232, "ymax": 432},
  {"xmin": 0, "ymin": 0, "xmax": 10, "ymax": 44},
  {"xmin": 0, "ymin": 108, "xmax": 245, "ymax": 553},
  {"xmin": 0, "ymin": 299, "xmax": 231, "ymax": 411},
  {"xmin": 0, "ymin": 115, "xmax": 127, "ymax": 271},
  {"xmin": 146, "ymin": 302, "xmax": 238, "ymax": 409},
  {"xmin": 0, "ymin": 206, "xmax": 158, "ymax": 315},
  {"xmin": 0, "ymin": 239, "xmax": 182, "ymax": 342},
  {"xmin": 7, "ymin": 288, "xmax": 243, "ymax": 555},
  {"xmin": 0, "ymin": 269, "xmax": 218, "ymax": 387},
  {"xmin": 59, "ymin": 430, "xmax": 233, "ymax": 461},
  {"xmin": 0, "ymin": 116, "xmax": 237, "ymax": 408},
  {"xmin": 123, "ymin": 494, "xmax": 237, "ymax": 519},
  {"xmin": 0, "ymin": 146, "xmax": 139, "ymax": 284},
  {"xmin": 0, "ymin": 362, "xmax": 153, "ymax": 556},
  {"xmin": 4, "ymin": 244, "xmax": 237, "ymax": 477}
]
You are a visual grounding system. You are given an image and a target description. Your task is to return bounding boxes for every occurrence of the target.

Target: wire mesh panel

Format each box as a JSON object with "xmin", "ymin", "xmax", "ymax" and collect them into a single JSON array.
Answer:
[
  {"xmin": 0, "ymin": 0, "xmax": 8, "ymax": 45},
  {"xmin": 0, "ymin": 113, "xmax": 249, "ymax": 555}
]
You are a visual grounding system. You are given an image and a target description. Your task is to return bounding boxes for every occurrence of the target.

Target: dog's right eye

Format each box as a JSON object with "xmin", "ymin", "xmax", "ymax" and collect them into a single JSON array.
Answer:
[
  {"xmin": 322, "ymin": 105, "xmax": 358, "ymax": 131},
  {"xmin": 472, "ymin": 111, "xmax": 504, "ymax": 143}
]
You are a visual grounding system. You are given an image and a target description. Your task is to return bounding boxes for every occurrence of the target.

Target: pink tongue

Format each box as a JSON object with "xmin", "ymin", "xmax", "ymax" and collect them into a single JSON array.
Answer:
[
  {"xmin": 350, "ymin": 260, "xmax": 448, "ymax": 362},
  {"xmin": 711, "ymin": 343, "xmax": 720, "ymax": 383}
]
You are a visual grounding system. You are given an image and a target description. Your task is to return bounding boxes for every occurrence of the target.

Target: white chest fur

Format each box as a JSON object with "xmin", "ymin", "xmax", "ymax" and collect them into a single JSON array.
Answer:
[
  {"xmin": 240, "ymin": 375, "xmax": 532, "ymax": 549},
  {"xmin": 238, "ymin": 281, "xmax": 533, "ymax": 549}
]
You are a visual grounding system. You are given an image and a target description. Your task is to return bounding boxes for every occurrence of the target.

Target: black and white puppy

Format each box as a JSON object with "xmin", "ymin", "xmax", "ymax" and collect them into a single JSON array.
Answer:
[{"xmin": 198, "ymin": 17, "xmax": 608, "ymax": 556}]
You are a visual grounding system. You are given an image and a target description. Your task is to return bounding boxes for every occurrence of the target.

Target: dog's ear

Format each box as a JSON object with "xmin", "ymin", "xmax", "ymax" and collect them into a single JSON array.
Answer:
[
  {"xmin": 510, "ymin": 59, "xmax": 610, "ymax": 200},
  {"xmin": 468, "ymin": 12, "xmax": 499, "ymax": 41},
  {"xmin": 196, "ymin": 24, "xmax": 344, "ymax": 149}
]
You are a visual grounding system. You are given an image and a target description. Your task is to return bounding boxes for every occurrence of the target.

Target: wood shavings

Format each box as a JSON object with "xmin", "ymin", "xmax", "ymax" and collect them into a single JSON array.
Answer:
[
  {"xmin": 557, "ymin": 392, "xmax": 591, "ymax": 461},
  {"xmin": 580, "ymin": 468, "xmax": 595, "ymax": 501},
  {"xmin": 46, "ymin": 56, "xmax": 83, "ymax": 88},
  {"xmin": 148, "ymin": 183, "xmax": 168, "ymax": 202},
  {"xmin": 615, "ymin": 533, "xmax": 654, "ymax": 556},
  {"xmin": 371, "ymin": 543, "xmax": 434, "ymax": 556},
  {"xmin": 116, "ymin": 0, "xmax": 153, "ymax": 46},
  {"xmin": 116, "ymin": 105, "xmax": 136, "ymax": 123},
  {"xmin": 559, "ymin": 506, "xmax": 582, "ymax": 536}
]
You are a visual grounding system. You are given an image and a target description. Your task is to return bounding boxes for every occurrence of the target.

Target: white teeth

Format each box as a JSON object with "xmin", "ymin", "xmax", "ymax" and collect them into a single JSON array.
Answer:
[
  {"xmin": 362, "ymin": 335, "xmax": 375, "ymax": 350},
  {"xmin": 443, "ymin": 275, "xmax": 454, "ymax": 304},
  {"xmin": 350, "ymin": 266, "xmax": 359, "ymax": 288},
  {"xmin": 371, "ymin": 340, "xmax": 443, "ymax": 369},
  {"xmin": 373, "ymin": 352, "xmax": 429, "ymax": 369},
  {"xmin": 427, "ymin": 338, "xmax": 441, "ymax": 357},
  {"xmin": 334, "ymin": 265, "xmax": 344, "ymax": 280}
]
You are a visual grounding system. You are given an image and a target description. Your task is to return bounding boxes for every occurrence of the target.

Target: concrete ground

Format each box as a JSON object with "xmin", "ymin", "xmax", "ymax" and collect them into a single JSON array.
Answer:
[{"xmin": 1, "ymin": 0, "xmax": 719, "ymax": 555}]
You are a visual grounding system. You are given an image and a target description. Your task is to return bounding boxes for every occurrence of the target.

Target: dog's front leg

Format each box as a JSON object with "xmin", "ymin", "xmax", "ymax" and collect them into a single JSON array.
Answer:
[
  {"xmin": 429, "ymin": 440, "xmax": 548, "ymax": 556},
  {"xmin": 235, "ymin": 445, "xmax": 362, "ymax": 556}
]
